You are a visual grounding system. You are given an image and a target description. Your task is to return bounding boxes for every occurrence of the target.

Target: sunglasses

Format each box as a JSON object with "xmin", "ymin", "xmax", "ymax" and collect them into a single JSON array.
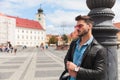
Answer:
[{"xmin": 74, "ymin": 24, "xmax": 84, "ymax": 28}]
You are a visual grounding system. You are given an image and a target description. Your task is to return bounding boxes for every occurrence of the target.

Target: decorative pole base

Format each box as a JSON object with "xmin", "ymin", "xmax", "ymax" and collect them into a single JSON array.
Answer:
[{"xmin": 86, "ymin": 0, "xmax": 119, "ymax": 80}]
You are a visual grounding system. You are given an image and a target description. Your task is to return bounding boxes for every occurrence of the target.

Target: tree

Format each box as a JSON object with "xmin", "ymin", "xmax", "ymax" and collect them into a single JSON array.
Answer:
[
  {"xmin": 48, "ymin": 36, "xmax": 58, "ymax": 44},
  {"xmin": 62, "ymin": 34, "xmax": 68, "ymax": 43}
]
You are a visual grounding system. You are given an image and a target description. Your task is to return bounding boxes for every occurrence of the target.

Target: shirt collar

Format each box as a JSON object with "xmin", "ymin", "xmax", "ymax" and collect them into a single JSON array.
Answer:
[{"xmin": 76, "ymin": 36, "xmax": 93, "ymax": 46}]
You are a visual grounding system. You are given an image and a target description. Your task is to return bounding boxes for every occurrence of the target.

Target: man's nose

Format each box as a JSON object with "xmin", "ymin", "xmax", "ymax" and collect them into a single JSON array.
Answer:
[{"xmin": 75, "ymin": 28, "xmax": 80, "ymax": 32}]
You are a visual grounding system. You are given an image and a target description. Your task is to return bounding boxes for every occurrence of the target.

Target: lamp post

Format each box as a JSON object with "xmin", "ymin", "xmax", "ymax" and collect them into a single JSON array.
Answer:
[
  {"xmin": 61, "ymin": 22, "xmax": 66, "ymax": 35},
  {"xmin": 86, "ymin": 0, "xmax": 119, "ymax": 80}
]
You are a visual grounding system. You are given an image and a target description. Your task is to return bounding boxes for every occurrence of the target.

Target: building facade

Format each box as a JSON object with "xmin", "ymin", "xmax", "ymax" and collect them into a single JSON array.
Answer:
[
  {"xmin": 114, "ymin": 22, "xmax": 120, "ymax": 42},
  {"xmin": 0, "ymin": 13, "xmax": 16, "ymax": 45},
  {"xmin": 0, "ymin": 8, "xmax": 46, "ymax": 47}
]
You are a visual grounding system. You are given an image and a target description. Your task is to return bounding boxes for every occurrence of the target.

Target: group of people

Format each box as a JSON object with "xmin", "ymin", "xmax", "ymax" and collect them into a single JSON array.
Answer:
[
  {"xmin": 39, "ymin": 43, "xmax": 48, "ymax": 50},
  {"xmin": 60, "ymin": 15, "xmax": 107, "ymax": 80},
  {"xmin": 0, "ymin": 42, "xmax": 17, "ymax": 54}
]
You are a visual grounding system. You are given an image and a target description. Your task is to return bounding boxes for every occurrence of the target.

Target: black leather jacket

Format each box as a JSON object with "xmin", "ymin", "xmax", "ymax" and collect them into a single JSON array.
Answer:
[{"xmin": 64, "ymin": 38, "xmax": 107, "ymax": 80}]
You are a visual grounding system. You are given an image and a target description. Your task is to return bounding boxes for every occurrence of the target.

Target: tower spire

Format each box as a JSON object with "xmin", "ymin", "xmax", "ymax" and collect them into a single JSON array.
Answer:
[
  {"xmin": 38, "ymin": 4, "xmax": 43, "ymax": 13},
  {"xmin": 36, "ymin": 4, "xmax": 46, "ymax": 30}
]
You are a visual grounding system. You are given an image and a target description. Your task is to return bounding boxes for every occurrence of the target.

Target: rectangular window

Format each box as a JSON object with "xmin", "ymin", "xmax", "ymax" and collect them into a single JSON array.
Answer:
[{"xmin": 22, "ymin": 30, "xmax": 24, "ymax": 33}]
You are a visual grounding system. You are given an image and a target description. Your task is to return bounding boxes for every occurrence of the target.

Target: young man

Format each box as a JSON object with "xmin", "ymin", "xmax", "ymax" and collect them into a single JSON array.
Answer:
[{"xmin": 64, "ymin": 15, "xmax": 107, "ymax": 80}]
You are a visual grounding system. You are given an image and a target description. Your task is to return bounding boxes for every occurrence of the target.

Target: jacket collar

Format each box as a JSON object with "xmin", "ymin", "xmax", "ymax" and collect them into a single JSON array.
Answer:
[
  {"xmin": 80, "ymin": 38, "xmax": 99, "ymax": 66},
  {"xmin": 71, "ymin": 37, "xmax": 99, "ymax": 58},
  {"xmin": 72, "ymin": 37, "xmax": 99, "ymax": 66}
]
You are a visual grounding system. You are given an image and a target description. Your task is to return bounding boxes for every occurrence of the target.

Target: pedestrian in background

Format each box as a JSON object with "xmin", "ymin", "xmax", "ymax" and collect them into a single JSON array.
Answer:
[
  {"xmin": 40, "ymin": 43, "xmax": 44, "ymax": 51},
  {"xmin": 7, "ymin": 42, "xmax": 13, "ymax": 53},
  {"xmin": 45, "ymin": 44, "xmax": 48, "ymax": 49},
  {"xmin": 14, "ymin": 46, "xmax": 17, "ymax": 55},
  {"xmin": 61, "ymin": 15, "xmax": 107, "ymax": 80}
]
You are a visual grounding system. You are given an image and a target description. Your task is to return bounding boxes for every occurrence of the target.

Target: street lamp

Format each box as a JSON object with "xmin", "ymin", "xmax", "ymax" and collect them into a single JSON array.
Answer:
[
  {"xmin": 86, "ymin": 0, "xmax": 119, "ymax": 80},
  {"xmin": 61, "ymin": 22, "xmax": 66, "ymax": 35}
]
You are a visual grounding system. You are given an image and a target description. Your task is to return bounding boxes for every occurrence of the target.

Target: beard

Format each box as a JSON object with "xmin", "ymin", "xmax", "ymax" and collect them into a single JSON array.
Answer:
[{"xmin": 77, "ymin": 29, "xmax": 89, "ymax": 38}]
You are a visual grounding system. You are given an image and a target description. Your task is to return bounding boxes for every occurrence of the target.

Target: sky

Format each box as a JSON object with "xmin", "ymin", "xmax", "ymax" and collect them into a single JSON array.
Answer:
[{"xmin": 0, "ymin": 0, "xmax": 120, "ymax": 35}]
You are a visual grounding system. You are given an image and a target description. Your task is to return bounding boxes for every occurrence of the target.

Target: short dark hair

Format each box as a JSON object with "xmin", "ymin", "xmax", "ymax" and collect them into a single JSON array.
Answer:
[{"xmin": 75, "ymin": 15, "xmax": 94, "ymax": 25}]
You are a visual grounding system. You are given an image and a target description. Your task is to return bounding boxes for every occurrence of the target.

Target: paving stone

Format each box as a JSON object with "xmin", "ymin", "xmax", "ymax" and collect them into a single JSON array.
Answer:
[
  {"xmin": 3, "ymin": 61, "xmax": 24, "ymax": 64},
  {"xmin": 37, "ymin": 56, "xmax": 52, "ymax": 58},
  {"xmin": 10, "ymin": 57, "xmax": 26, "ymax": 60},
  {"xmin": 35, "ymin": 70, "xmax": 62, "ymax": 77},
  {"xmin": 36, "ymin": 59, "xmax": 53, "ymax": 61},
  {"xmin": 0, "ymin": 47, "xmax": 120, "ymax": 80},
  {"xmin": 36, "ymin": 60, "xmax": 55, "ymax": 63},
  {"xmin": 36, "ymin": 63, "xmax": 62, "ymax": 68},
  {"xmin": 0, "ymin": 65, "xmax": 19, "ymax": 69},
  {"xmin": 0, "ymin": 72, "xmax": 14, "ymax": 79}
]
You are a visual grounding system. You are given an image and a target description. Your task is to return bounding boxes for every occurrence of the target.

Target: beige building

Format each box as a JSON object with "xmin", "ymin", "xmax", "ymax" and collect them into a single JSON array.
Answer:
[
  {"xmin": 0, "ymin": 13, "xmax": 16, "ymax": 45},
  {"xmin": 0, "ymin": 8, "xmax": 46, "ymax": 47},
  {"xmin": 114, "ymin": 22, "xmax": 120, "ymax": 41}
]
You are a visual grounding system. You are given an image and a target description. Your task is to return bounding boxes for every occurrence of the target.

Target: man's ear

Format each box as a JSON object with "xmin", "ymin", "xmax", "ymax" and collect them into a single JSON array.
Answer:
[{"xmin": 88, "ymin": 24, "xmax": 92, "ymax": 28}]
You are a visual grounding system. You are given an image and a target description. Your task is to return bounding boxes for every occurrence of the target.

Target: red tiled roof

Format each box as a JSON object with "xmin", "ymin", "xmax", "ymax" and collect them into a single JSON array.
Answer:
[
  {"xmin": 0, "ymin": 13, "xmax": 5, "ymax": 16},
  {"xmin": 7, "ymin": 15, "xmax": 44, "ymax": 30},
  {"xmin": 114, "ymin": 22, "xmax": 120, "ymax": 28}
]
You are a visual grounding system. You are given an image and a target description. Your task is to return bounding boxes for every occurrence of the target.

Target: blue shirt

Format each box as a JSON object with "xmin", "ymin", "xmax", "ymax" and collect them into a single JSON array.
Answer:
[{"xmin": 70, "ymin": 36, "xmax": 93, "ymax": 80}]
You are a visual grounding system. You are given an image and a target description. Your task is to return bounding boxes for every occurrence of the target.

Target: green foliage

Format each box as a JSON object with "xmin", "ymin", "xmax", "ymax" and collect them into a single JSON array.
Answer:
[
  {"xmin": 62, "ymin": 34, "xmax": 68, "ymax": 43},
  {"xmin": 48, "ymin": 36, "xmax": 58, "ymax": 44}
]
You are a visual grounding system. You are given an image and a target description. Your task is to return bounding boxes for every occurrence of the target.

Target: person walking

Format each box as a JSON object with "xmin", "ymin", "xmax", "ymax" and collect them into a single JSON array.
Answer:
[
  {"xmin": 40, "ymin": 43, "xmax": 44, "ymax": 51},
  {"xmin": 63, "ymin": 15, "xmax": 107, "ymax": 80},
  {"xmin": 7, "ymin": 42, "xmax": 13, "ymax": 53},
  {"xmin": 14, "ymin": 46, "xmax": 17, "ymax": 55}
]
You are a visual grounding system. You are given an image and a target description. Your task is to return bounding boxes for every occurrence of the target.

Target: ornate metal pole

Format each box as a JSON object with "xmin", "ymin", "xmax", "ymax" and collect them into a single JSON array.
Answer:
[{"xmin": 86, "ymin": 0, "xmax": 119, "ymax": 80}]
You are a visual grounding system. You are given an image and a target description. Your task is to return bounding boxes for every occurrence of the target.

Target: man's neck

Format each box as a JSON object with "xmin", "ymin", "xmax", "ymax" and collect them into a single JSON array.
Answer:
[{"xmin": 80, "ymin": 34, "xmax": 93, "ymax": 46}]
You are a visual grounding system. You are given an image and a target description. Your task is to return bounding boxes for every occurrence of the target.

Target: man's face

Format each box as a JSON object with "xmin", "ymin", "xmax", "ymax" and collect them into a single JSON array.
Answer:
[{"xmin": 74, "ymin": 20, "xmax": 91, "ymax": 37}]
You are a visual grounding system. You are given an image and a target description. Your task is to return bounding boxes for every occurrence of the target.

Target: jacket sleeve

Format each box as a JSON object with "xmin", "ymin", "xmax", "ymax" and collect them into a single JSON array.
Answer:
[
  {"xmin": 64, "ymin": 40, "xmax": 76, "ymax": 70},
  {"xmin": 76, "ymin": 46, "xmax": 107, "ymax": 80}
]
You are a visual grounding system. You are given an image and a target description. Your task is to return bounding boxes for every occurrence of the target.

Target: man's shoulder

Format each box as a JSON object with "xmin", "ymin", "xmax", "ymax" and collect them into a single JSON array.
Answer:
[
  {"xmin": 91, "ymin": 39, "xmax": 105, "ymax": 51},
  {"xmin": 69, "ymin": 38, "xmax": 79, "ymax": 47}
]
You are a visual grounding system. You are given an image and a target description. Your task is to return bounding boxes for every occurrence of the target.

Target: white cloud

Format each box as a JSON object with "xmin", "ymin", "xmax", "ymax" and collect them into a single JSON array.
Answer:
[
  {"xmin": 21, "ymin": 0, "xmax": 42, "ymax": 7},
  {"xmin": 2, "ymin": 0, "xmax": 41, "ymax": 8},
  {"xmin": 46, "ymin": 24, "xmax": 62, "ymax": 35},
  {"xmin": 0, "ymin": 1, "xmax": 21, "ymax": 16},
  {"xmin": 46, "ymin": 24, "xmax": 74, "ymax": 35},
  {"xmin": 46, "ymin": 9, "xmax": 88, "ymax": 26},
  {"xmin": 56, "ymin": 0, "xmax": 88, "ymax": 11},
  {"xmin": 0, "ymin": 0, "xmax": 120, "ymax": 35},
  {"xmin": 113, "ymin": 0, "xmax": 120, "ymax": 22},
  {"xmin": 47, "ymin": 25, "xmax": 55, "ymax": 31},
  {"xmin": 45, "ymin": 10, "xmax": 79, "ymax": 34},
  {"xmin": 47, "ymin": 10, "xmax": 75, "ymax": 25},
  {"xmin": 0, "ymin": 0, "xmax": 42, "ymax": 16},
  {"xmin": 42, "ymin": 0, "xmax": 89, "ymax": 11}
]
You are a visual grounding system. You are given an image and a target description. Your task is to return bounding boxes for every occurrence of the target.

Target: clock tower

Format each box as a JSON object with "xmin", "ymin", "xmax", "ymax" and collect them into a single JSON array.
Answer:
[{"xmin": 36, "ymin": 7, "xmax": 46, "ymax": 30}]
